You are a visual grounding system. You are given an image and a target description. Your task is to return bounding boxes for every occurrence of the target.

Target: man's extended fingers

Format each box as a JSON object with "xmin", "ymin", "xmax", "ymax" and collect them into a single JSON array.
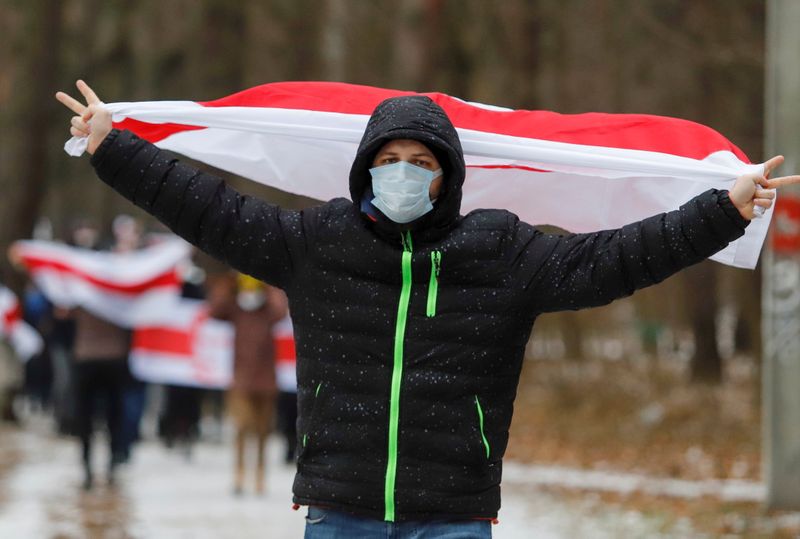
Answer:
[
  {"xmin": 55, "ymin": 91, "xmax": 86, "ymax": 115},
  {"xmin": 754, "ymin": 198, "xmax": 774, "ymax": 209},
  {"xmin": 76, "ymin": 79, "xmax": 101, "ymax": 105},
  {"xmin": 764, "ymin": 155, "xmax": 785, "ymax": 177},
  {"xmin": 81, "ymin": 106, "xmax": 96, "ymax": 122},
  {"xmin": 764, "ymin": 175, "xmax": 800, "ymax": 189},
  {"xmin": 70, "ymin": 116, "xmax": 90, "ymax": 134}
]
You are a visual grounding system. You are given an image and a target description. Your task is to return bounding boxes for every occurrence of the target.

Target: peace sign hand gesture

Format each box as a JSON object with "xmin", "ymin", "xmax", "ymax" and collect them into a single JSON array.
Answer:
[
  {"xmin": 730, "ymin": 155, "xmax": 800, "ymax": 220},
  {"xmin": 55, "ymin": 80, "xmax": 112, "ymax": 155}
]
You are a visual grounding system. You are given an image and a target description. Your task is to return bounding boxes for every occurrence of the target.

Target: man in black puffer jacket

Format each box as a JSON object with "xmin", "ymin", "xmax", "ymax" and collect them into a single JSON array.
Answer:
[{"xmin": 57, "ymin": 80, "xmax": 791, "ymax": 537}]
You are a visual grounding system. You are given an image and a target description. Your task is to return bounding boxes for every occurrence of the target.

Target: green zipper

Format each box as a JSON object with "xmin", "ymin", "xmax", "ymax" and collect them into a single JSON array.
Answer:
[
  {"xmin": 426, "ymin": 251, "xmax": 441, "ymax": 317},
  {"xmin": 384, "ymin": 230, "xmax": 413, "ymax": 522},
  {"xmin": 475, "ymin": 395, "xmax": 491, "ymax": 459},
  {"xmin": 302, "ymin": 382, "xmax": 323, "ymax": 448}
]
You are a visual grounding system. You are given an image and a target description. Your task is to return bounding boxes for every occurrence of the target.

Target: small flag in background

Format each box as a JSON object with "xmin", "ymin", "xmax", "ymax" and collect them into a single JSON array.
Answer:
[
  {"xmin": 0, "ymin": 285, "xmax": 43, "ymax": 362},
  {"xmin": 130, "ymin": 299, "xmax": 234, "ymax": 389},
  {"xmin": 14, "ymin": 239, "xmax": 190, "ymax": 328},
  {"xmin": 14, "ymin": 239, "xmax": 236, "ymax": 388}
]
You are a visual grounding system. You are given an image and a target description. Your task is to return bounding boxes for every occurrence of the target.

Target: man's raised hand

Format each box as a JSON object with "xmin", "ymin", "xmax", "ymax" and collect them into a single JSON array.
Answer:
[
  {"xmin": 55, "ymin": 80, "xmax": 112, "ymax": 155},
  {"xmin": 730, "ymin": 155, "xmax": 800, "ymax": 220}
]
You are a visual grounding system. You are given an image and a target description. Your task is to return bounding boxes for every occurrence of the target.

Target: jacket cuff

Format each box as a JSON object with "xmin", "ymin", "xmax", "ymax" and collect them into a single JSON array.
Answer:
[
  {"xmin": 88, "ymin": 129, "xmax": 154, "ymax": 200},
  {"xmin": 717, "ymin": 190, "xmax": 750, "ymax": 229},
  {"xmin": 89, "ymin": 128, "xmax": 121, "ymax": 168}
]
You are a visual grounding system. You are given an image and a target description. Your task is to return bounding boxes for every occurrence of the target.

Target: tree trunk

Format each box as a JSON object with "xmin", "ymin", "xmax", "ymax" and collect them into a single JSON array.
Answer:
[
  {"xmin": 686, "ymin": 261, "xmax": 723, "ymax": 383},
  {"xmin": 558, "ymin": 311, "xmax": 585, "ymax": 361},
  {"xmin": 0, "ymin": 0, "xmax": 63, "ymax": 291}
]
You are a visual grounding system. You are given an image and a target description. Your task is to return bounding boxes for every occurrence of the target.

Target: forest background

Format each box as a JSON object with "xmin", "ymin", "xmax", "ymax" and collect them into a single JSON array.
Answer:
[
  {"xmin": 2, "ymin": 1, "xmax": 789, "ymax": 534},
  {"xmin": 0, "ymin": 0, "xmax": 767, "ymax": 381}
]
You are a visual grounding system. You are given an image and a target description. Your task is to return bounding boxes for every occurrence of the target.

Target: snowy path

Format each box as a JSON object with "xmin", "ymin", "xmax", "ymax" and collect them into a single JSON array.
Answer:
[{"xmin": 0, "ymin": 422, "xmax": 736, "ymax": 538}]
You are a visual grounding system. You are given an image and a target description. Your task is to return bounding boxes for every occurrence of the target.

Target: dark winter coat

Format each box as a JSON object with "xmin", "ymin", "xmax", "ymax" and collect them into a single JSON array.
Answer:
[
  {"xmin": 208, "ymin": 282, "xmax": 287, "ymax": 394},
  {"xmin": 89, "ymin": 95, "xmax": 749, "ymax": 522}
]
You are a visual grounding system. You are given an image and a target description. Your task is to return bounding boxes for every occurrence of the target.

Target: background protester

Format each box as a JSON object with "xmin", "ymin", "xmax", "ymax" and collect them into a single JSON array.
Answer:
[
  {"xmin": 70, "ymin": 306, "xmax": 131, "ymax": 489},
  {"xmin": 209, "ymin": 273, "xmax": 287, "ymax": 495},
  {"xmin": 0, "ymin": 273, "xmax": 24, "ymax": 424},
  {"xmin": 157, "ymin": 263, "xmax": 207, "ymax": 458},
  {"xmin": 111, "ymin": 215, "xmax": 147, "ymax": 461},
  {"xmin": 60, "ymin": 217, "xmax": 138, "ymax": 489},
  {"xmin": 20, "ymin": 283, "xmax": 53, "ymax": 412}
]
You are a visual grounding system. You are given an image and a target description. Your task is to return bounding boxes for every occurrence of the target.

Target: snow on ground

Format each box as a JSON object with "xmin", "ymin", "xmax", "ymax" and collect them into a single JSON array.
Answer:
[
  {"xmin": 0, "ymin": 423, "xmax": 306, "ymax": 539},
  {"xmin": 502, "ymin": 461, "xmax": 765, "ymax": 502},
  {"xmin": 0, "ymin": 420, "xmax": 734, "ymax": 538}
]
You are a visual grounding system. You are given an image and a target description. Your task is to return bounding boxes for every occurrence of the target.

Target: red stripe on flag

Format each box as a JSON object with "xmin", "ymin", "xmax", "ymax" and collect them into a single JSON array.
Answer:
[
  {"xmin": 113, "ymin": 117, "xmax": 205, "ymax": 144},
  {"xmin": 22, "ymin": 256, "xmax": 180, "ymax": 294},
  {"xmin": 197, "ymin": 82, "xmax": 408, "ymax": 114},
  {"xmin": 274, "ymin": 336, "xmax": 296, "ymax": 362},
  {"xmin": 467, "ymin": 164, "xmax": 551, "ymax": 174},
  {"xmin": 194, "ymin": 82, "xmax": 749, "ymax": 162},
  {"xmin": 133, "ymin": 326, "xmax": 193, "ymax": 356},
  {"xmin": 3, "ymin": 302, "xmax": 21, "ymax": 329},
  {"xmin": 113, "ymin": 82, "xmax": 750, "ymax": 162}
]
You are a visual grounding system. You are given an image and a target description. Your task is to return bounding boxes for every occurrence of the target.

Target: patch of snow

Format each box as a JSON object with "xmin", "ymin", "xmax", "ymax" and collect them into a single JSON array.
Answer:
[{"xmin": 502, "ymin": 461, "xmax": 766, "ymax": 502}]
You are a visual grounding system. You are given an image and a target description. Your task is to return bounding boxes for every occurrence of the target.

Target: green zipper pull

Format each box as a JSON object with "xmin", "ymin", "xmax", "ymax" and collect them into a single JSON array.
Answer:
[{"xmin": 426, "ymin": 251, "xmax": 441, "ymax": 317}]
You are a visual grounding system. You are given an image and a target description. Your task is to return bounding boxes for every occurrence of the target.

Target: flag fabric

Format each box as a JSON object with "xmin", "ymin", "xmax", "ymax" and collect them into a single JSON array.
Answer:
[
  {"xmin": 274, "ymin": 314, "xmax": 297, "ymax": 393},
  {"xmin": 15, "ymin": 239, "xmax": 190, "ymax": 328},
  {"xmin": 0, "ymin": 285, "xmax": 43, "ymax": 362},
  {"xmin": 66, "ymin": 81, "xmax": 768, "ymax": 269},
  {"xmin": 129, "ymin": 299, "xmax": 234, "ymax": 389},
  {"xmin": 14, "ymin": 239, "xmax": 235, "ymax": 388}
]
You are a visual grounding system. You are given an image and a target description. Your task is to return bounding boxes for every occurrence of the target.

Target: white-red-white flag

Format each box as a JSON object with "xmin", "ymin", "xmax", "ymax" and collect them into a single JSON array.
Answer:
[
  {"xmin": 15, "ymin": 239, "xmax": 190, "ymax": 328},
  {"xmin": 15, "ymin": 239, "xmax": 234, "ymax": 388},
  {"xmin": 129, "ymin": 299, "xmax": 233, "ymax": 389},
  {"xmin": 66, "ymin": 81, "xmax": 767, "ymax": 269},
  {"xmin": 0, "ymin": 285, "xmax": 43, "ymax": 362}
]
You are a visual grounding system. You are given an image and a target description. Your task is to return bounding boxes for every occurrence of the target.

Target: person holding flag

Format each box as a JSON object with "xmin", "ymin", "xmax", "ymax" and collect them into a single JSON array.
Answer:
[
  {"xmin": 0, "ymin": 281, "xmax": 44, "ymax": 423},
  {"xmin": 57, "ymin": 80, "xmax": 799, "ymax": 538}
]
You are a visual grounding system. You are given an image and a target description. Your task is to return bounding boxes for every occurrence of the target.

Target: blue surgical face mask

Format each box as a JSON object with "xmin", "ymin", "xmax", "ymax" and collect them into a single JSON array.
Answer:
[{"xmin": 369, "ymin": 161, "xmax": 443, "ymax": 224}]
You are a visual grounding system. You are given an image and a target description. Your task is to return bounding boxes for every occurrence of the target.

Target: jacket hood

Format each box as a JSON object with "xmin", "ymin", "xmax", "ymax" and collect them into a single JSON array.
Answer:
[{"xmin": 349, "ymin": 95, "xmax": 466, "ymax": 241}]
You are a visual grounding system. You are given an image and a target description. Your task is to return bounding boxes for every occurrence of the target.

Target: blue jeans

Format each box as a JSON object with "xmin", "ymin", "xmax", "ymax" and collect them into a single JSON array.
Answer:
[{"xmin": 304, "ymin": 506, "xmax": 492, "ymax": 539}]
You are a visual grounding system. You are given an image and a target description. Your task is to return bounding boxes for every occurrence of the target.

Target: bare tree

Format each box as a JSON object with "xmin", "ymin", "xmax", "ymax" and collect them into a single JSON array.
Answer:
[{"xmin": 0, "ymin": 0, "xmax": 64, "ymax": 290}]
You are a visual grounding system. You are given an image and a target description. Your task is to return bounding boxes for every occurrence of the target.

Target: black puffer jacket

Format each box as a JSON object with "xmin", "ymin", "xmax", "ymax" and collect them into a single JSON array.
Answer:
[{"xmin": 90, "ymin": 96, "xmax": 748, "ymax": 522}]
